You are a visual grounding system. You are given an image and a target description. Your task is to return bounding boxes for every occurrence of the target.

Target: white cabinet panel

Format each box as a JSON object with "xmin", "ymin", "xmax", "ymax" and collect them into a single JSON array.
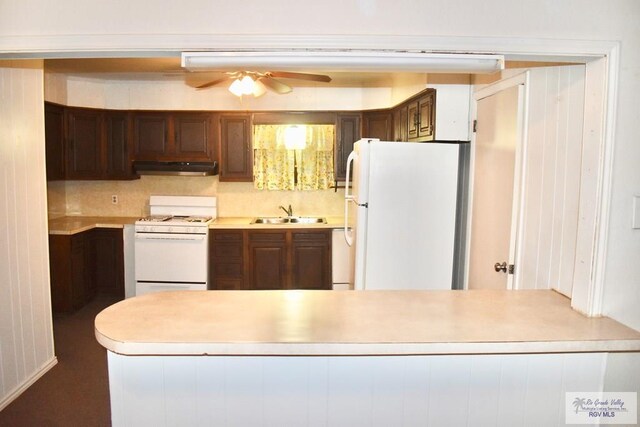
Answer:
[{"xmin": 106, "ymin": 352, "xmax": 627, "ymax": 427}]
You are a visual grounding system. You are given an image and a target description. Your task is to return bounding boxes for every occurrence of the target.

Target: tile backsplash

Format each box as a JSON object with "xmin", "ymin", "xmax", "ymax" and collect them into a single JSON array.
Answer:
[{"xmin": 47, "ymin": 176, "xmax": 345, "ymax": 218}]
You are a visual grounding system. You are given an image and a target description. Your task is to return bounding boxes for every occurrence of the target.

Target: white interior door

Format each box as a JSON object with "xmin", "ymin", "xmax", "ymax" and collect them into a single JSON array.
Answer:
[{"xmin": 467, "ymin": 82, "xmax": 525, "ymax": 289}]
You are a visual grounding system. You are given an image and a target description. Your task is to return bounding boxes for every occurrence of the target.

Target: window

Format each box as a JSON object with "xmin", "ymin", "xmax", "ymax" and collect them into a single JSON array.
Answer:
[{"xmin": 253, "ymin": 124, "xmax": 335, "ymax": 190}]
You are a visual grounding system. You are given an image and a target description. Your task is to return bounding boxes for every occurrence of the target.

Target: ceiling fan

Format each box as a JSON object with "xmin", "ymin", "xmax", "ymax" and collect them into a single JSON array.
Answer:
[{"xmin": 192, "ymin": 71, "xmax": 332, "ymax": 97}]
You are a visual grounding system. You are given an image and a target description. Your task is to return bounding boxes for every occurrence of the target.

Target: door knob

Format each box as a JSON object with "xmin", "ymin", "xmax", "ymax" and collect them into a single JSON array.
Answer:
[{"xmin": 494, "ymin": 262, "xmax": 508, "ymax": 273}]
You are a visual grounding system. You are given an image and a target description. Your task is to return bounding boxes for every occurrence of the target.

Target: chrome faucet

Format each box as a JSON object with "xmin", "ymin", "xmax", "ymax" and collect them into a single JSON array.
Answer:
[{"xmin": 279, "ymin": 204, "xmax": 293, "ymax": 217}]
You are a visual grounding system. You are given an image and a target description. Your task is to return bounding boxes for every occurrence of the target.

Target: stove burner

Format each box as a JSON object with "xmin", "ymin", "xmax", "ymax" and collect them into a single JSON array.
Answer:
[
  {"xmin": 138, "ymin": 215, "xmax": 172, "ymax": 222},
  {"xmin": 137, "ymin": 215, "xmax": 213, "ymax": 224}
]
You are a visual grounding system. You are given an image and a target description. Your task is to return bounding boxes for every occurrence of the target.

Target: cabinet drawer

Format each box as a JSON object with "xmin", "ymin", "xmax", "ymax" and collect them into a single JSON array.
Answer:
[
  {"xmin": 249, "ymin": 231, "xmax": 286, "ymax": 242},
  {"xmin": 213, "ymin": 262, "xmax": 243, "ymax": 277},
  {"xmin": 212, "ymin": 231, "xmax": 243, "ymax": 242},
  {"xmin": 292, "ymin": 231, "xmax": 330, "ymax": 241},
  {"xmin": 213, "ymin": 243, "xmax": 243, "ymax": 258}
]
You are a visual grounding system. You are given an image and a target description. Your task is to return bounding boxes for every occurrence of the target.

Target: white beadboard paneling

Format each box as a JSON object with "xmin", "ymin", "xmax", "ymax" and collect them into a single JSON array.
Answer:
[
  {"xmin": 514, "ymin": 65, "xmax": 585, "ymax": 292},
  {"xmin": 107, "ymin": 352, "xmax": 616, "ymax": 427},
  {"xmin": 0, "ymin": 60, "xmax": 55, "ymax": 411}
]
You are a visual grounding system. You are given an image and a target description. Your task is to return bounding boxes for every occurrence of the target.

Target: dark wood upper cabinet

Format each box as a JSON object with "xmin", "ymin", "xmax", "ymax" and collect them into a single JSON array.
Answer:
[
  {"xmin": 134, "ymin": 111, "xmax": 216, "ymax": 162},
  {"xmin": 66, "ymin": 108, "xmax": 103, "ymax": 179},
  {"xmin": 45, "ymin": 102, "xmax": 136, "ymax": 180},
  {"xmin": 393, "ymin": 104, "xmax": 408, "ymax": 142},
  {"xmin": 362, "ymin": 111, "xmax": 393, "ymax": 141},
  {"xmin": 220, "ymin": 114, "xmax": 252, "ymax": 182},
  {"xmin": 45, "ymin": 103, "xmax": 65, "ymax": 181},
  {"xmin": 335, "ymin": 113, "xmax": 361, "ymax": 182},
  {"xmin": 173, "ymin": 113, "xmax": 214, "ymax": 160},
  {"xmin": 105, "ymin": 111, "xmax": 133, "ymax": 178},
  {"xmin": 407, "ymin": 89, "xmax": 436, "ymax": 142},
  {"xmin": 134, "ymin": 113, "xmax": 169, "ymax": 159}
]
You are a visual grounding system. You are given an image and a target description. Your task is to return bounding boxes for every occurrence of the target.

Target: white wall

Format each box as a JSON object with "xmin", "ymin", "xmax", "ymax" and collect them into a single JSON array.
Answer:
[
  {"xmin": 0, "ymin": 61, "xmax": 56, "ymax": 410},
  {"xmin": 45, "ymin": 75, "xmax": 395, "ymax": 112}
]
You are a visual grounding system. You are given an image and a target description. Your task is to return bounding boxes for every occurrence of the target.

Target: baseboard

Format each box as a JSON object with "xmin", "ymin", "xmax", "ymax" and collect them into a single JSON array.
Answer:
[{"xmin": 0, "ymin": 357, "xmax": 58, "ymax": 411}]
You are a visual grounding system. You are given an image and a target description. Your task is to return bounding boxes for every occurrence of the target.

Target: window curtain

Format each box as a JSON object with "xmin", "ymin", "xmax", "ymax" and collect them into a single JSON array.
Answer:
[{"xmin": 253, "ymin": 125, "xmax": 335, "ymax": 191}]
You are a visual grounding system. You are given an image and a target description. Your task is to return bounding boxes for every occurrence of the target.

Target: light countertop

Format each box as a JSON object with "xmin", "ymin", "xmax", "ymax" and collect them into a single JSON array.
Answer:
[
  {"xmin": 94, "ymin": 289, "xmax": 640, "ymax": 356},
  {"xmin": 48, "ymin": 216, "xmax": 139, "ymax": 235},
  {"xmin": 49, "ymin": 215, "xmax": 344, "ymax": 235},
  {"xmin": 210, "ymin": 216, "xmax": 344, "ymax": 229}
]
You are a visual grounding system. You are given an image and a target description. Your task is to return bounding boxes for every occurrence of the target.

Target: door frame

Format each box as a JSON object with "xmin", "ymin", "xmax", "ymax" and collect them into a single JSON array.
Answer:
[{"xmin": 466, "ymin": 72, "xmax": 529, "ymax": 290}]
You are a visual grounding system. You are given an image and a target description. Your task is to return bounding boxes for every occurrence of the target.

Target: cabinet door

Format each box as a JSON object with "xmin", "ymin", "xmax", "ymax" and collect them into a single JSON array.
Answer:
[
  {"xmin": 66, "ymin": 108, "xmax": 103, "ymax": 179},
  {"xmin": 393, "ymin": 105, "xmax": 408, "ymax": 142},
  {"xmin": 417, "ymin": 92, "xmax": 436, "ymax": 140},
  {"xmin": 174, "ymin": 113, "xmax": 214, "ymax": 160},
  {"xmin": 362, "ymin": 111, "xmax": 392, "ymax": 141},
  {"xmin": 105, "ymin": 112, "xmax": 133, "ymax": 178},
  {"xmin": 210, "ymin": 230, "xmax": 245, "ymax": 290},
  {"xmin": 220, "ymin": 115, "xmax": 252, "ymax": 182},
  {"xmin": 134, "ymin": 113, "xmax": 169, "ymax": 160},
  {"xmin": 335, "ymin": 113, "xmax": 361, "ymax": 181},
  {"xmin": 70, "ymin": 232, "xmax": 93, "ymax": 308},
  {"xmin": 248, "ymin": 231, "xmax": 287, "ymax": 290},
  {"xmin": 92, "ymin": 228, "xmax": 125, "ymax": 299},
  {"xmin": 45, "ymin": 103, "xmax": 66, "ymax": 181},
  {"xmin": 291, "ymin": 231, "xmax": 332, "ymax": 290},
  {"xmin": 407, "ymin": 101, "xmax": 419, "ymax": 140},
  {"xmin": 49, "ymin": 235, "xmax": 73, "ymax": 313}
]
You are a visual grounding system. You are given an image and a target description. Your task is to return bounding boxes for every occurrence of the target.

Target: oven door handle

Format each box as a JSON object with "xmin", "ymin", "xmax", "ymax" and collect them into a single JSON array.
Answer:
[{"xmin": 135, "ymin": 233, "xmax": 206, "ymax": 241}]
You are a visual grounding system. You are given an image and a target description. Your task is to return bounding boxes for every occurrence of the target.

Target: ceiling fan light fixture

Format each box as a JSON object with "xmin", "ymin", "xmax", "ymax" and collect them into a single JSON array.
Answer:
[
  {"xmin": 239, "ymin": 75, "xmax": 255, "ymax": 94},
  {"xmin": 252, "ymin": 80, "xmax": 267, "ymax": 98},
  {"xmin": 228, "ymin": 75, "xmax": 259, "ymax": 97},
  {"xmin": 228, "ymin": 78, "xmax": 245, "ymax": 96}
]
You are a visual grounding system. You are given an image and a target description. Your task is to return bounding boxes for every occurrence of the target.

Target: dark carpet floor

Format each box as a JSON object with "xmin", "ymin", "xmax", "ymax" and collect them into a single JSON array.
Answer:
[{"xmin": 0, "ymin": 295, "xmax": 118, "ymax": 427}]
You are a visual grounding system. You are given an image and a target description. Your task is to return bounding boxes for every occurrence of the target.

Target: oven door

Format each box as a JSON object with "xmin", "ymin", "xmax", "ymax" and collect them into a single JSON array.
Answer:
[{"xmin": 134, "ymin": 232, "xmax": 208, "ymax": 285}]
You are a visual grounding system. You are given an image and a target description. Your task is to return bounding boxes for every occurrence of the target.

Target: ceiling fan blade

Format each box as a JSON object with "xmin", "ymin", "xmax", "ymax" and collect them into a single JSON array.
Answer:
[
  {"xmin": 258, "ymin": 77, "xmax": 292, "ymax": 94},
  {"xmin": 194, "ymin": 77, "xmax": 230, "ymax": 89},
  {"xmin": 268, "ymin": 71, "xmax": 332, "ymax": 83}
]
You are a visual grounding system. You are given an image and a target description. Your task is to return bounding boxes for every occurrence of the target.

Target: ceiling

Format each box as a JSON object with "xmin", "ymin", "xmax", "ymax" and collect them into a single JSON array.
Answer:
[
  {"xmin": 43, "ymin": 57, "xmax": 430, "ymax": 88},
  {"xmin": 44, "ymin": 57, "xmax": 573, "ymax": 92}
]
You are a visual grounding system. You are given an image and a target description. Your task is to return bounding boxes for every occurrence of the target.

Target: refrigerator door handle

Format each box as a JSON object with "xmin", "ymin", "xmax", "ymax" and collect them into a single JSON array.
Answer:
[
  {"xmin": 344, "ymin": 150, "xmax": 356, "ymax": 201},
  {"xmin": 344, "ymin": 150, "xmax": 357, "ymax": 246},
  {"xmin": 344, "ymin": 199, "xmax": 354, "ymax": 246}
]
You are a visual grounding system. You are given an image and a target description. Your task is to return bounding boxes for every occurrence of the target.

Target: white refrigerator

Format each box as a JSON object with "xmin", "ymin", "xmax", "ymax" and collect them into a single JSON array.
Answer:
[{"xmin": 344, "ymin": 139, "xmax": 469, "ymax": 290}]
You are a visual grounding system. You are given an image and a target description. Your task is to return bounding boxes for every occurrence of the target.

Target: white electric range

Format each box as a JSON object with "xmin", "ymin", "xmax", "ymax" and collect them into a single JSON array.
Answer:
[{"xmin": 134, "ymin": 196, "xmax": 216, "ymax": 296}]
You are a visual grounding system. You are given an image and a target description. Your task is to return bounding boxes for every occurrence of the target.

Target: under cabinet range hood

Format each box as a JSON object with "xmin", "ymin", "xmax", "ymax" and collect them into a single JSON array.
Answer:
[{"xmin": 133, "ymin": 161, "xmax": 218, "ymax": 176}]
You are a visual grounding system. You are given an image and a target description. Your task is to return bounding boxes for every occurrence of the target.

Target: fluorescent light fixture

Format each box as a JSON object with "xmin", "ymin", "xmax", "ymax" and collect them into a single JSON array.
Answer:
[{"xmin": 182, "ymin": 51, "xmax": 504, "ymax": 73}]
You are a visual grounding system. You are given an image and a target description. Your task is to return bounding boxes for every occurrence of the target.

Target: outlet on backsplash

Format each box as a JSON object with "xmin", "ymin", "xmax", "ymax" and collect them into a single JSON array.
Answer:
[{"xmin": 111, "ymin": 195, "xmax": 118, "ymax": 205}]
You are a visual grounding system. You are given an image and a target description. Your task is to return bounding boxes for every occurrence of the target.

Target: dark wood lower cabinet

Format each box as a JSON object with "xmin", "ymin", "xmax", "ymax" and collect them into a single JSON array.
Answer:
[
  {"xmin": 248, "ymin": 231, "xmax": 288, "ymax": 290},
  {"xmin": 92, "ymin": 229, "xmax": 125, "ymax": 298},
  {"xmin": 49, "ymin": 228, "xmax": 124, "ymax": 313},
  {"xmin": 209, "ymin": 229, "xmax": 332, "ymax": 290},
  {"xmin": 209, "ymin": 230, "xmax": 245, "ymax": 290},
  {"xmin": 291, "ymin": 231, "xmax": 332, "ymax": 290}
]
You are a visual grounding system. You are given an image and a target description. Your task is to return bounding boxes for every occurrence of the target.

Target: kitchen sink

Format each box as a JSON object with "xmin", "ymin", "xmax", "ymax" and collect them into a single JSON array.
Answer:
[{"xmin": 251, "ymin": 216, "xmax": 327, "ymax": 224}]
